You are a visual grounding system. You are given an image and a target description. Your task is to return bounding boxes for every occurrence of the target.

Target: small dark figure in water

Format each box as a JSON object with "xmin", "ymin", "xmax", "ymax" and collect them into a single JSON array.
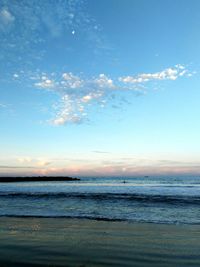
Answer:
[{"xmin": 123, "ymin": 180, "xmax": 126, "ymax": 183}]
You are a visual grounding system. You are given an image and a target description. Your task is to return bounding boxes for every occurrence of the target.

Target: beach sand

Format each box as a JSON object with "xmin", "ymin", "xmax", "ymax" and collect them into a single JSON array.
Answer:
[{"xmin": 0, "ymin": 217, "xmax": 200, "ymax": 266}]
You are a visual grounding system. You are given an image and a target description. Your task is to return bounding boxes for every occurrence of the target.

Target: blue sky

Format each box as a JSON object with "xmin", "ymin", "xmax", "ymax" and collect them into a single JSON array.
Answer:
[{"xmin": 0, "ymin": 0, "xmax": 200, "ymax": 176}]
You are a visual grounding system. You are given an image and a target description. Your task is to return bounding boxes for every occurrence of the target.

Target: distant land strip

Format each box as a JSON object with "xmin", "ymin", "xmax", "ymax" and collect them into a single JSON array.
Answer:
[{"xmin": 0, "ymin": 176, "xmax": 80, "ymax": 182}]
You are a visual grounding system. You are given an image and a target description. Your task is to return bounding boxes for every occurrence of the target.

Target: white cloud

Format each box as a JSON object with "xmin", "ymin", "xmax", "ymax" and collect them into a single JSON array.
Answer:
[
  {"xmin": 94, "ymin": 74, "xmax": 114, "ymax": 88},
  {"xmin": 35, "ymin": 78, "xmax": 55, "ymax": 89},
  {"xmin": 51, "ymin": 95, "xmax": 85, "ymax": 125},
  {"xmin": 35, "ymin": 72, "xmax": 115, "ymax": 125},
  {"xmin": 17, "ymin": 157, "xmax": 51, "ymax": 167},
  {"xmin": 119, "ymin": 65, "xmax": 187, "ymax": 84},
  {"xmin": 37, "ymin": 160, "xmax": 51, "ymax": 167},
  {"xmin": 18, "ymin": 157, "xmax": 32, "ymax": 163},
  {"xmin": 81, "ymin": 92, "xmax": 103, "ymax": 103},
  {"xmin": 53, "ymin": 114, "xmax": 83, "ymax": 125},
  {"xmin": 32, "ymin": 64, "xmax": 190, "ymax": 125},
  {"xmin": 13, "ymin": 73, "xmax": 19, "ymax": 78},
  {"xmin": 81, "ymin": 95, "xmax": 92, "ymax": 103},
  {"xmin": 35, "ymin": 72, "xmax": 115, "ymax": 93},
  {"xmin": 62, "ymin": 72, "xmax": 83, "ymax": 89}
]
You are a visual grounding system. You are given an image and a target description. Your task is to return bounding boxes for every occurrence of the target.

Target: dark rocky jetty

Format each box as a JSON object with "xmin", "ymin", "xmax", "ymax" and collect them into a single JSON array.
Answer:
[{"xmin": 0, "ymin": 176, "xmax": 80, "ymax": 182}]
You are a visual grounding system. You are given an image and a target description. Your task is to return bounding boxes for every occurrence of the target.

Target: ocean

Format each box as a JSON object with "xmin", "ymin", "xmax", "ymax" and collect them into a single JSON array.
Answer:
[{"xmin": 0, "ymin": 176, "xmax": 200, "ymax": 224}]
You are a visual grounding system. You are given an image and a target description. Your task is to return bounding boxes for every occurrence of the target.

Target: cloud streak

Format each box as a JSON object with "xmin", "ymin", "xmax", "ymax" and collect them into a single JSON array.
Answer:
[
  {"xmin": 119, "ymin": 64, "xmax": 187, "ymax": 84},
  {"xmin": 1, "ymin": 155, "xmax": 200, "ymax": 176},
  {"xmin": 0, "ymin": 165, "xmax": 36, "ymax": 169}
]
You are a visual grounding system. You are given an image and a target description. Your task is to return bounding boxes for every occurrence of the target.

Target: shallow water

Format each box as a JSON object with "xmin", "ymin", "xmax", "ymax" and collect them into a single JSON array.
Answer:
[{"xmin": 0, "ymin": 176, "xmax": 200, "ymax": 224}]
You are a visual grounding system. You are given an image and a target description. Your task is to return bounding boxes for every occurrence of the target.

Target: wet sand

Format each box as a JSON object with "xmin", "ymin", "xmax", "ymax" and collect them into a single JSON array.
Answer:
[{"xmin": 0, "ymin": 217, "xmax": 200, "ymax": 266}]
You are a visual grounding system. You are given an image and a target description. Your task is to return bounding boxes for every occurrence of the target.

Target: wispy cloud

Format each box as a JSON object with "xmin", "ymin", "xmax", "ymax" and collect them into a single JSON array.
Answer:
[
  {"xmin": 119, "ymin": 64, "xmax": 188, "ymax": 84},
  {"xmin": 1, "ymin": 64, "xmax": 190, "ymax": 125},
  {"xmin": 36, "ymin": 160, "xmax": 52, "ymax": 167},
  {"xmin": 34, "ymin": 72, "xmax": 117, "ymax": 125},
  {"xmin": 17, "ymin": 157, "xmax": 52, "ymax": 167},
  {"xmin": 0, "ymin": 7, "xmax": 15, "ymax": 31},
  {"xmin": 0, "ymin": 0, "xmax": 106, "ymax": 69},
  {"xmin": 35, "ymin": 77, "xmax": 55, "ymax": 89},
  {"xmin": 0, "ymin": 165, "xmax": 36, "ymax": 169},
  {"xmin": 32, "ymin": 65, "xmax": 190, "ymax": 125},
  {"xmin": 0, "ymin": 103, "xmax": 7, "ymax": 108},
  {"xmin": 17, "ymin": 157, "xmax": 32, "ymax": 163},
  {"xmin": 1, "ymin": 155, "xmax": 200, "ymax": 176},
  {"xmin": 62, "ymin": 72, "xmax": 84, "ymax": 89}
]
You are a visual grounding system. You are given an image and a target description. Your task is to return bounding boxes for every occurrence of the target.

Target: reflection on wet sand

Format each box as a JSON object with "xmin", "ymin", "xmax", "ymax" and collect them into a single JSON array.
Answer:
[{"xmin": 0, "ymin": 217, "xmax": 200, "ymax": 266}]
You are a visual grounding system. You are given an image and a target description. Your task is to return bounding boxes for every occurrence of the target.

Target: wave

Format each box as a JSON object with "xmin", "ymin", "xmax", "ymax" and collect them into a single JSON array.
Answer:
[
  {"xmin": 0, "ymin": 192, "xmax": 200, "ymax": 205},
  {"xmin": 0, "ymin": 214, "xmax": 124, "ymax": 221}
]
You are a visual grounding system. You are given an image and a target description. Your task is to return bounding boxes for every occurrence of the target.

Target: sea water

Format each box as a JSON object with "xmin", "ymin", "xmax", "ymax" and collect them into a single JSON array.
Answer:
[{"xmin": 0, "ymin": 176, "xmax": 200, "ymax": 224}]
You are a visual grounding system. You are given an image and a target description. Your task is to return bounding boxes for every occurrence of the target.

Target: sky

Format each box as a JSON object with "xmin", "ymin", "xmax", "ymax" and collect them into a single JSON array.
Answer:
[{"xmin": 0, "ymin": 0, "xmax": 200, "ymax": 177}]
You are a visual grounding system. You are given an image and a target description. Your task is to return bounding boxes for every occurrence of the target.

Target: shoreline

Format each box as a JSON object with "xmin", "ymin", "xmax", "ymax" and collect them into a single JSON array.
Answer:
[
  {"xmin": 0, "ymin": 217, "xmax": 199, "ymax": 266},
  {"xmin": 0, "ymin": 215, "xmax": 200, "ymax": 225}
]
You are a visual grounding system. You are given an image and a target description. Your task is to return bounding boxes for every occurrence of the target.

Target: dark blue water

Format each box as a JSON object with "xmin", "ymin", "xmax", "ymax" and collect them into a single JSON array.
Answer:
[{"xmin": 0, "ymin": 176, "xmax": 200, "ymax": 224}]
